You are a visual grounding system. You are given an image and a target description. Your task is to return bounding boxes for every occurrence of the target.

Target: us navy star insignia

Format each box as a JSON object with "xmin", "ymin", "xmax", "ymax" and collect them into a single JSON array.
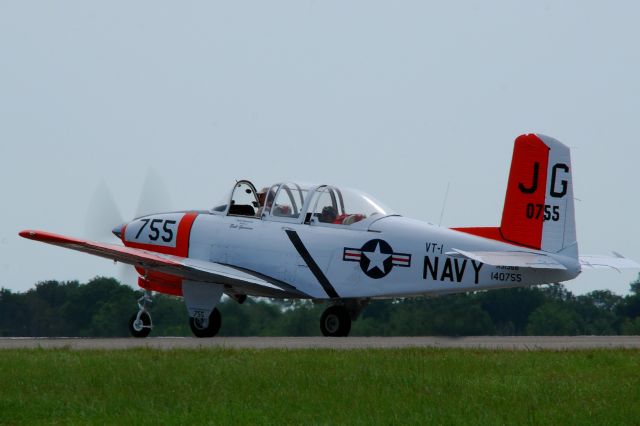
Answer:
[
  {"xmin": 364, "ymin": 242, "xmax": 389, "ymax": 273},
  {"xmin": 343, "ymin": 239, "xmax": 411, "ymax": 279}
]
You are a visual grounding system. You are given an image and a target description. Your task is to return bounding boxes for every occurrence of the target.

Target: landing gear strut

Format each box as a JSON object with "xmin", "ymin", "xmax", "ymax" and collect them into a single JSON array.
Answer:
[
  {"xmin": 189, "ymin": 308, "xmax": 222, "ymax": 338},
  {"xmin": 128, "ymin": 290, "xmax": 153, "ymax": 338}
]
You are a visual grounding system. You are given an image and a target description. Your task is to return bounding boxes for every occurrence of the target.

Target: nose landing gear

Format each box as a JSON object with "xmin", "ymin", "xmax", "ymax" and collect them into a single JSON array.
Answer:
[{"xmin": 128, "ymin": 290, "xmax": 153, "ymax": 338}]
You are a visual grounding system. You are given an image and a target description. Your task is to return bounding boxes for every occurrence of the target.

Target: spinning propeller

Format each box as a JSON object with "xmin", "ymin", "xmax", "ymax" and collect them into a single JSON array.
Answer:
[{"xmin": 83, "ymin": 169, "xmax": 173, "ymax": 285}]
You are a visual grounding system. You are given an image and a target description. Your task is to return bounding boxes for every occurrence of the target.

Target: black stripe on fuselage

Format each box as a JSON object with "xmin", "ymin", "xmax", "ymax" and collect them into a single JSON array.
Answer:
[{"xmin": 285, "ymin": 229, "xmax": 339, "ymax": 299}]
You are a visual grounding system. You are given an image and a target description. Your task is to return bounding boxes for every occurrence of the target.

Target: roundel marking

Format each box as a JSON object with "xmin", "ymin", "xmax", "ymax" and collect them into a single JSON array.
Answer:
[{"xmin": 343, "ymin": 239, "xmax": 412, "ymax": 279}]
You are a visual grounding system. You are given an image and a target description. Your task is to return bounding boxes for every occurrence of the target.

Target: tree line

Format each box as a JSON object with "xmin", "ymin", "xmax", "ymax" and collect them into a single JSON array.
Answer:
[{"xmin": 1, "ymin": 275, "xmax": 640, "ymax": 337}]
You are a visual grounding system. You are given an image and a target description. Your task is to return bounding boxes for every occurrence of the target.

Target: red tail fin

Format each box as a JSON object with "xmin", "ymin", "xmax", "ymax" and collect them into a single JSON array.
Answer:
[
  {"xmin": 500, "ymin": 134, "xmax": 549, "ymax": 249},
  {"xmin": 454, "ymin": 134, "xmax": 577, "ymax": 256}
]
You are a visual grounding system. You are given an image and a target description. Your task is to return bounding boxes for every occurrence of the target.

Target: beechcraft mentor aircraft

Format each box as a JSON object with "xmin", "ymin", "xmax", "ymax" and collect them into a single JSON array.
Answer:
[{"xmin": 20, "ymin": 134, "xmax": 640, "ymax": 337}]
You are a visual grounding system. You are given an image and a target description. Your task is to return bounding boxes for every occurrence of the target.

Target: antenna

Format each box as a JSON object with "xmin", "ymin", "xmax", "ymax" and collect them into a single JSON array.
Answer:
[{"xmin": 438, "ymin": 182, "xmax": 451, "ymax": 227}]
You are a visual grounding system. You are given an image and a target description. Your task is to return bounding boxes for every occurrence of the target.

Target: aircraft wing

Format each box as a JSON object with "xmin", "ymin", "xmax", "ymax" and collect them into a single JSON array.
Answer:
[
  {"xmin": 19, "ymin": 230, "xmax": 309, "ymax": 298},
  {"xmin": 448, "ymin": 248, "xmax": 568, "ymax": 270},
  {"xmin": 579, "ymin": 253, "xmax": 640, "ymax": 271}
]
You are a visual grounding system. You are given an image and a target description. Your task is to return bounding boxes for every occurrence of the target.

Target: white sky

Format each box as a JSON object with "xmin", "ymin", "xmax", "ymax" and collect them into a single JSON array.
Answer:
[{"xmin": 1, "ymin": 1, "xmax": 638, "ymax": 294}]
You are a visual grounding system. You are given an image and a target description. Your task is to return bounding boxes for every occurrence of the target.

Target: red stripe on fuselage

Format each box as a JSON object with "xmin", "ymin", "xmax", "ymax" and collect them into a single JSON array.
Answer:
[{"xmin": 124, "ymin": 212, "xmax": 197, "ymax": 296}]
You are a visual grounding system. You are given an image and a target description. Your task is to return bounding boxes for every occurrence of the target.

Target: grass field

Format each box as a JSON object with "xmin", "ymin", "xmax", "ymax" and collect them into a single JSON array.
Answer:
[{"xmin": 1, "ymin": 348, "xmax": 639, "ymax": 425}]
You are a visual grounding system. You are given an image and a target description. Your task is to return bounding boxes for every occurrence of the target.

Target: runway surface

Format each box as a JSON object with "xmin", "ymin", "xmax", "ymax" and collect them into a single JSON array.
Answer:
[{"xmin": 1, "ymin": 336, "xmax": 640, "ymax": 350}]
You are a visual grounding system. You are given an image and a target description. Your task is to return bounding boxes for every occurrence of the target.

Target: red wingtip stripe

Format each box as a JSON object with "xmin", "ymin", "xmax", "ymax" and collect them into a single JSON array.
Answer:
[
  {"xmin": 19, "ymin": 229, "xmax": 183, "ymax": 265},
  {"xmin": 20, "ymin": 230, "xmax": 83, "ymax": 245}
]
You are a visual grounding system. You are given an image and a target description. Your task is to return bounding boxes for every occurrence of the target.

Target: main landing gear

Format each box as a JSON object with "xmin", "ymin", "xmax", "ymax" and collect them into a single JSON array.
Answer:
[
  {"xmin": 320, "ymin": 305, "xmax": 351, "ymax": 337},
  {"xmin": 189, "ymin": 308, "xmax": 222, "ymax": 338},
  {"xmin": 320, "ymin": 299, "xmax": 368, "ymax": 337},
  {"xmin": 129, "ymin": 290, "xmax": 153, "ymax": 338}
]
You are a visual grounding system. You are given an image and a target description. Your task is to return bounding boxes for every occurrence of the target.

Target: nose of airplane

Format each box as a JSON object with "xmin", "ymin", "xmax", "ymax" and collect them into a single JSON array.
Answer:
[{"xmin": 112, "ymin": 224, "xmax": 124, "ymax": 239}]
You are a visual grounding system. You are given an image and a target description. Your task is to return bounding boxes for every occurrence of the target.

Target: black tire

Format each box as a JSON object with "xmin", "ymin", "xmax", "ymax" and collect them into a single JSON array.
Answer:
[
  {"xmin": 320, "ymin": 305, "xmax": 351, "ymax": 337},
  {"xmin": 129, "ymin": 312, "xmax": 152, "ymax": 338},
  {"xmin": 189, "ymin": 308, "xmax": 222, "ymax": 338}
]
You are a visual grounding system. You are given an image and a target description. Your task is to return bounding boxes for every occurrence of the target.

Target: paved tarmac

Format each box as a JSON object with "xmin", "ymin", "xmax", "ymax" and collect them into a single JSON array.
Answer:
[{"xmin": 1, "ymin": 336, "xmax": 640, "ymax": 350}]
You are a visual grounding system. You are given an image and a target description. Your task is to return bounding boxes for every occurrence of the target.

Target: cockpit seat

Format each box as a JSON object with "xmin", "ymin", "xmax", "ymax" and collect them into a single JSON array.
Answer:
[
  {"xmin": 341, "ymin": 214, "xmax": 366, "ymax": 225},
  {"xmin": 272, "ymin": 205, "xmax": 292, "ymax": 217},
  {"xmin": 228, "ymin": 204, "xmax": 256, "ymax": 216}
]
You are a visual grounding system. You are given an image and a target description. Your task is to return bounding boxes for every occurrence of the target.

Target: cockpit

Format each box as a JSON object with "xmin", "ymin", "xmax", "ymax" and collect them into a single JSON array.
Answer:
[{"xmin": 211, "ymin": 180, "xmax": 396, "ymax": 228}]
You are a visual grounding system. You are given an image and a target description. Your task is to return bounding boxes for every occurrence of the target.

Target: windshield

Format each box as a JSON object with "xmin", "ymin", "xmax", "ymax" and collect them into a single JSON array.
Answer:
[{"xmin": 210, "ymin": 180, "xmax": 260, "ymax": 216}]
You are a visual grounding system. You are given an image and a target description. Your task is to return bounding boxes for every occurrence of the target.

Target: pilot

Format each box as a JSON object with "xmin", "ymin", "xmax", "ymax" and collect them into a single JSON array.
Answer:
[
  {"xmin": 319, "ymin": 206, "xmax": 337, "ymax": 223},
  {"xmin": 255, "ymin": 187, "xmax": 270, "ymax": 217},
  {"xmin": 318, "ymin": 206, "xmax": 366, "ymax": 225},
  {"xmin": 257, "ymin": 188, "xmax": 267, "ymax": 206}
]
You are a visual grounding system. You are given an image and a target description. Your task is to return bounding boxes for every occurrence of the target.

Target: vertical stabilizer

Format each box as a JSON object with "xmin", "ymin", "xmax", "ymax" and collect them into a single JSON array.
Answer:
[{"xmin": 500, "ymin": 134, "xmax": 577, "ymax": 257}]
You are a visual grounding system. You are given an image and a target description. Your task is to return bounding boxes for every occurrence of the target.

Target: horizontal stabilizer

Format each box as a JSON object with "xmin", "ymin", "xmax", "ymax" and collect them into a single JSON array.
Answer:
[
  {"xmin": 579, "ymin": 253, "xmax": 640, "ymax": 271},
  {"xmin": 448, "ymin": 248, "xmax": 567, "ymax": 270}
]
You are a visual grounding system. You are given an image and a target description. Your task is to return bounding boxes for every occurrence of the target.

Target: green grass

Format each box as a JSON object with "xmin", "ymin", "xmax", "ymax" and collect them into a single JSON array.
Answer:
[{"xmin": 0, "ymin": 348, "xmax": 639, "ymax": 425}]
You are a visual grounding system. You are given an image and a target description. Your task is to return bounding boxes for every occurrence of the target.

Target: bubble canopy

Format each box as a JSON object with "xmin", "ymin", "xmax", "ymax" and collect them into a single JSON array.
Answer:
[{"xmin": 212, "ymin": 181, "xmax": 397, "ymax": 227}]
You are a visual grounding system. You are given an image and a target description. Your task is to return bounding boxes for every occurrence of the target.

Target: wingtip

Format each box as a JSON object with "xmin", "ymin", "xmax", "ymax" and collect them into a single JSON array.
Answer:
[
  {"xmin": 18, "ymin": 230, "xmax": 77, "ymax": 245},
  {"xmin": 19, "ymin": 230, "xmax": 37, "ymax": 239}
]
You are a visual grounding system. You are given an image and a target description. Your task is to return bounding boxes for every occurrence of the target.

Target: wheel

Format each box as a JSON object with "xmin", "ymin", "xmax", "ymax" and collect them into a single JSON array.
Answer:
[
  {"xmin": 189, "ymin": 308, "xmax": 222, "ymax": 338},
  {"xmin": 129, "ymin": 311, "xmax": 152, "ymax": 338},
  {"xmin": 320, "ymin": 305, "xmax": 351, "ymax": 337}
]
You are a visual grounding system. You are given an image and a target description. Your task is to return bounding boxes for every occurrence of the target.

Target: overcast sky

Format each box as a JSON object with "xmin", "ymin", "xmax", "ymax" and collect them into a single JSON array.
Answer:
[{"xmin": 1, "ymin": 1, "xmax": 638, "ymax": 294}]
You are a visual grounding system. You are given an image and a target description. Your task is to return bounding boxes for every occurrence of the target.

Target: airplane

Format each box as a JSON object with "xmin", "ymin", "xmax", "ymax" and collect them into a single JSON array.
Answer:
[{"xmin": 19, "ymin": 134, "xmax": 639, "ymax": 337}]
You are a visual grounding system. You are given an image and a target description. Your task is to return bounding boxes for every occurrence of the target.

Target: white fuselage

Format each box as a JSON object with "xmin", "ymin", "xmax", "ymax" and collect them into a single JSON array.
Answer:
[{"xmin": 186, "ymin": 213, "xmax": 580, "ymax": 300}]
